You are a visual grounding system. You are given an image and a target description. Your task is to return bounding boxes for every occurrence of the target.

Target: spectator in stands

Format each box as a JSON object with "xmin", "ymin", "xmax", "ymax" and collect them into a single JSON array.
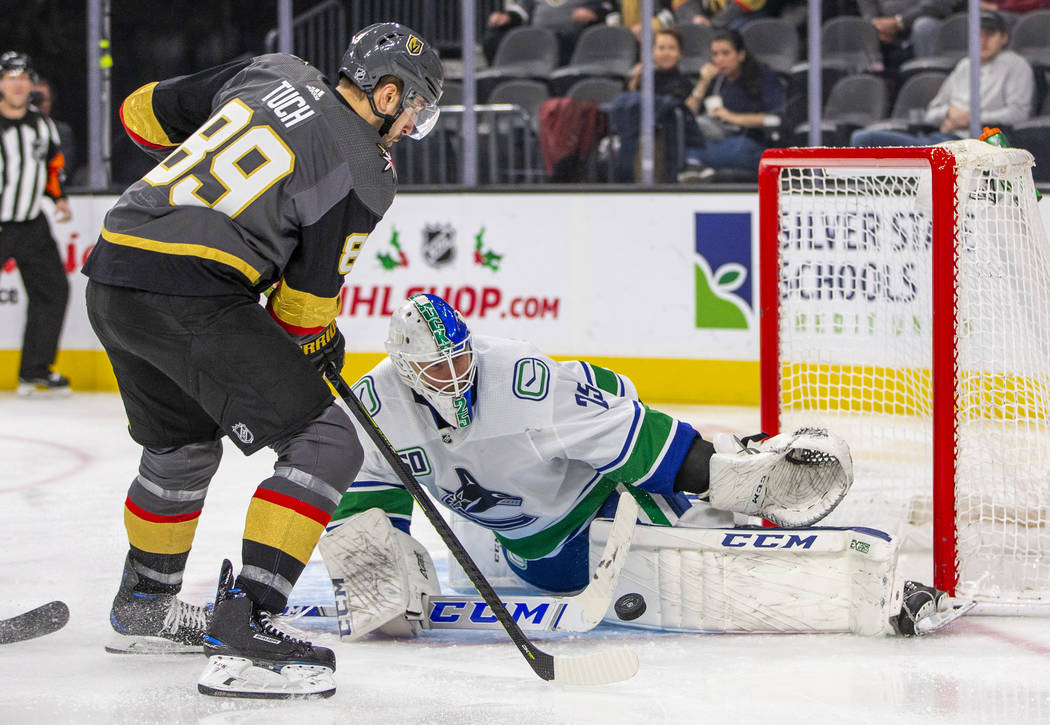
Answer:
[
  {"xmin": 608, "ymin": 27, "xmax": 702, "ymax": 181},
  {"xmin": 676, "ymin": 0, "xmax": 769, "ymax": 30},
  {"xmin": 857, "ymin": 0, "xmax": 956, "ymax": 67},
  {"xmin": 483, "ymin": 1, "xmax": 617, "ymax": 67},
  {"xmin": 980, "ymin": 1, "xmax": 1050, "ymax": 30},
  {"xmin": 30, "ymin": 77, "xmax": 79, "ymax": 183},
  {"xmin": 856, "ymin": 0, "xmax": 957, "ymax": 64},
  {"xmin": 611, "ymin": 1, "xmax": 677, "ymax": 39},
  {"xmin": 677, "ymin": 29, "xmax": 783, "ymax": 181},
  {"xmin": 851, "ymin": 11, "xmax": 1033, "ymax": 148}
]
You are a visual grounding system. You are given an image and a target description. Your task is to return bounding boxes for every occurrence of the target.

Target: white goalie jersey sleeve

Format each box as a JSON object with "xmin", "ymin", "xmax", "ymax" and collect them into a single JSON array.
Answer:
[{"xmin": 333, "ymin": 335, "xmax": 701, "ymax": 561}]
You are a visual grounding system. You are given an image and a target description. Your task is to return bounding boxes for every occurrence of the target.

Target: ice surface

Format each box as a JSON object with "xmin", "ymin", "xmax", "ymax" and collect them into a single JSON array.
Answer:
[{"xmin": 1, "ymin": 394, "xmax": 1049, "ymax": 724}]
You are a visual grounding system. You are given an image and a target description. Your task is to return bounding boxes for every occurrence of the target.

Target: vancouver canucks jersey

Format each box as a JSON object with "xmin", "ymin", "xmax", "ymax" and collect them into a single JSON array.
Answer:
[
  {"xmin": 83, "ymin": 53, "xmax": 394, "ymax": 337},
  {"xmin": 333, "ymin": 335, "xmax": 699, "ymax": 560}
]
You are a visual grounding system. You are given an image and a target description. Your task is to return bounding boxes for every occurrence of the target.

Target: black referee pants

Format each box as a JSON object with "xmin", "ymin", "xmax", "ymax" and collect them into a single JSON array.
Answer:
[{"xmin": 0, "ymin": 215, "xmax": 69, "ymax": 379}]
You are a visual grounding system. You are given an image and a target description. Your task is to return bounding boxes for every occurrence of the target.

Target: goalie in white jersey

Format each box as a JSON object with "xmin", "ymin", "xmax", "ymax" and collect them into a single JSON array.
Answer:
[{"xmin": 319, "ymin": 294, "xmax": 963, "ymax": 639}]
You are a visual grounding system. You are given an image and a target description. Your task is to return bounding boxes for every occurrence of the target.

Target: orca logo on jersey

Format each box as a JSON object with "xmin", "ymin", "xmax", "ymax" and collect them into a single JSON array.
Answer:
[{"xmin": 441, "ymin": 468, "xmax": 536, "ymax": 531}]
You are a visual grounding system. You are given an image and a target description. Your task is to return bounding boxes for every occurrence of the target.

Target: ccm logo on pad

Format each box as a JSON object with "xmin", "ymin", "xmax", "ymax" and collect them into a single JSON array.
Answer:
[{"xmin": 720, "ymin": 532, "xmax": 817, "ymax": 549}]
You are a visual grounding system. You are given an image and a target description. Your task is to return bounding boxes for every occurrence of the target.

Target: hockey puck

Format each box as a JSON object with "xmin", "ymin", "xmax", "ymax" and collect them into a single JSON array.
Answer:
[{"xmin": 614, "ymin": 593, "xmax": 646, "ymax": 621}]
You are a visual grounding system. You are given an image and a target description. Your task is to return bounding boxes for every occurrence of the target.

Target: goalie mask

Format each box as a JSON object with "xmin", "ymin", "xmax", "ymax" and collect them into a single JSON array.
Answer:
[{"xmin": 386, "ymin": 294, "xmax": 476, "ymax": 428}]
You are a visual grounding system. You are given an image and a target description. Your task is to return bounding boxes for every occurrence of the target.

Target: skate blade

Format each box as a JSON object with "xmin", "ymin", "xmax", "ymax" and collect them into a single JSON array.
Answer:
[
  {"xmin": 197, "ymin": 655, "xmax": 335, "ymax": 699},
  {"xmin": 915, "ymin": 599, "xmax": 977, "ymax": 635},
  {"xmin": 16, "ymin": 385, "xmax": 72, "ymax": 398},
  {"xmin": 105, "ymin": 633, "xmax": 203, "ymax": 655}
]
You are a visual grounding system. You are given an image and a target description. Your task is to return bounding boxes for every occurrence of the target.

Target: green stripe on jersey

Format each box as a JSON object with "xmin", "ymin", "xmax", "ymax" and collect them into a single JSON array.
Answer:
[
  {"xmin": 623, "ymin": 486, "xmax": 672, "ymax": 526},
  {"xmin": 496, "ymin": 477, "xmax": 619, "ymax": 560},
  {"xmin": 605, "ymin": 405, "xmax": 674, "ymax": 484},
  {"xmin": 588, "ymin": 364, "xmax": 620, "ymax": 395},
  {"xmin": 330, "ymin": 488, "xmax": 413, "ymax": 525}
]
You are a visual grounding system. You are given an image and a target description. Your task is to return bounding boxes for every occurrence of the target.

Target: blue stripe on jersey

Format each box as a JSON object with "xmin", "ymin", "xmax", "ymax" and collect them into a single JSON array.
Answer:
[
  {"xmin": 666, "ymin": 490, "xmax": 693, "ymax": 517},
  {"xmin": 594, "ymin": 400, "xmax": 642, "ymax": 473},
  {"xmin": 578, "ymin": 361, "xmax": 594, "ymax": 385},
  {"xmin": 350, "ymin": 479, "xmax": 406, "ymax": 490},
  {"xmin": 635, "ymin": 422, "xmax": 698, "ymax": 497}
]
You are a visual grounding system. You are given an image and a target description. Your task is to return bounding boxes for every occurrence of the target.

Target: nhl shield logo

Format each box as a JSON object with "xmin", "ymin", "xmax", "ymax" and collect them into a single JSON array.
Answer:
[
  {"xmin": 406, "ymin": 35, "xmax": 424, "ymax": 56},
  {"xmin": 231, "ymin": 422, "xmax": 254, "ymax": 445},
  {"xmin": 422, "ymin": 223, "xmax": 456, "ymax": 268}
]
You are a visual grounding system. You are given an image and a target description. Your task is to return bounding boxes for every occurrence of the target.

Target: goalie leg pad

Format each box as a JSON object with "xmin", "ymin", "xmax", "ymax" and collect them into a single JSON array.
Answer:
[
  {"xmin": 589, "ymin": 523, "xmax": 904, "ymax": 636},
  {"xmin": 707, "ymin": 428, "xmax": 854, "ymax": 526},
  {"xmin": 317, "ymin": 508, "xmax": 440, "ymax": 641},
  {"xmin": 448, "ymin": 514, "xmax": 528, "ymax": 592}
]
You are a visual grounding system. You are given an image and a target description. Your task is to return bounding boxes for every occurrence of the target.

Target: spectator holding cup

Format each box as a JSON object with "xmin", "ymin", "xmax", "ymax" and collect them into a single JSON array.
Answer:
[{"xmin": 678, "ymin": 29, "xmax": 783, "ymax": 181}]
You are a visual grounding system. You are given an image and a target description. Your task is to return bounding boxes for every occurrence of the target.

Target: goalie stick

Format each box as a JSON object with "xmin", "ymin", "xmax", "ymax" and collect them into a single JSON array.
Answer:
[
  {"xmin": 324, "ymin": 366, "xmax": 639, "ymax": 685},
  {"xmin": 284, "ymin": 492, "xmax": 640, "ymax": 632},
  {"xmin": 0, "ymin": 600, "xmax": 69, "ymax": 645}
]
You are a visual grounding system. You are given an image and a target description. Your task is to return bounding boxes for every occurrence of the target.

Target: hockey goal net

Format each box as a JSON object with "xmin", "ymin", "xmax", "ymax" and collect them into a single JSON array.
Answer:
[{"xmin": 758, "ymin": 141, "xmax": 1050, "ymax": 607}]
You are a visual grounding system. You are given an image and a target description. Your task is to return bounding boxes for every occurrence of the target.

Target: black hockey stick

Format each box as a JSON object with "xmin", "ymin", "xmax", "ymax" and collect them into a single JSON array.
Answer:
[
  {"xmin": 0, "ymin": 600, "xmax": 69, "ymax": 645},
  {"xmin": 324, "ymin": 365, "xmax": 638, "ymax": 685}
]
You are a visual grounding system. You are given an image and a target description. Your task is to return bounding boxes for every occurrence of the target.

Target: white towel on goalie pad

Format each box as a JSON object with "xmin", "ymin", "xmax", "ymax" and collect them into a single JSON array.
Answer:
[{"xmin": 589, "ymin": 523, "xmax": 905, "ymax": 636}]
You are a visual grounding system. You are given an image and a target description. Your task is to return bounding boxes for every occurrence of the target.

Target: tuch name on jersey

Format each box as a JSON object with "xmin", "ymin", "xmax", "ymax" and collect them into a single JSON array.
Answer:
[{"xmin": 261, "ymin": 80, "xmax": 316, "ymax": 128}]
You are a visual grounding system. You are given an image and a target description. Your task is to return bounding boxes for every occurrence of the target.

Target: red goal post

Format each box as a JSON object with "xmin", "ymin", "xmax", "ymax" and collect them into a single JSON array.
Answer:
[{"xmin": 757, "ymin": 143, "xmax": 1050, "ymax": 609}]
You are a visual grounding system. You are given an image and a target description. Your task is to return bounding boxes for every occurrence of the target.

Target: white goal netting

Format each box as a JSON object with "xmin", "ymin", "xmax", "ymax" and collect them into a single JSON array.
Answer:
[{"xmin": 768, "ymin": 141, "xmax": 1050, "ymax": 604}]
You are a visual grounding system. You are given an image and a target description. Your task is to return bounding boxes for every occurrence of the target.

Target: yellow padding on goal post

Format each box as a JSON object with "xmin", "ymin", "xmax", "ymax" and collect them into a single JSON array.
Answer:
[{"xmin": 781, "ymin": 363, "xmax": 1050, "ymax": 421}]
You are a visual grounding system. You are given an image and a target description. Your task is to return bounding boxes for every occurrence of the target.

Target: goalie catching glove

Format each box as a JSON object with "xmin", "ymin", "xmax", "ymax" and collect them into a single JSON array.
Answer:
[
  {"xmin": 677, "ymin": 428, "xmax": 853, "ymax": 526},
  {"xmin": 317, "ymin": 508, "xmax": 440, "ymax": 640},
  {"xmin": 297, "ymin": 320, "xmax": 345, "ymax": 373}
]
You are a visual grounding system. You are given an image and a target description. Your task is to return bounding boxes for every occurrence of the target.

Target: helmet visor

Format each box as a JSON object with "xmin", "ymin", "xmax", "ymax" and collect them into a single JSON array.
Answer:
[{"xmin": 401, "ymin": 87, "xmax": 440, "ymax": 140}]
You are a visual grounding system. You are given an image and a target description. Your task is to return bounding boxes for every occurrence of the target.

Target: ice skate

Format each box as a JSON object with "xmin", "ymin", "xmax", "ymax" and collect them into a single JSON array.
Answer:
[
  {"xmin": 891, "ymin": 581, "xmax": 974, "ymax": 636},
  {"xmin": 198, "ymin": 559, "xmax": 336, "ymax": 699},
  {"xmin": 106, "ymin": 555, "xmax": 210, "ymax": 654},
  {"xmin": 17, "ymin": 372, "xmax": 71, "ymax": 397}
]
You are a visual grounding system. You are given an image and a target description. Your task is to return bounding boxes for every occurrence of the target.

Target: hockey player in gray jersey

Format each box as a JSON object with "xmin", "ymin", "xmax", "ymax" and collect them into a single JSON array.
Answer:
[
  {"xmin": 319, "ymin": 294, "xmax": 964, "ymax": 642},
  {"xmin": 82, "ymin": 24, "xmax": 443, "ymax": 698}
]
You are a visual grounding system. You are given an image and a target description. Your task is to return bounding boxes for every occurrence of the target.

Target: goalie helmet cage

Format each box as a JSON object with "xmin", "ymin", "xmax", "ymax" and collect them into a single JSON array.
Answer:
[{"xmin": 758, "ymin": 142, "xmax": 1050, "ymax": 611}]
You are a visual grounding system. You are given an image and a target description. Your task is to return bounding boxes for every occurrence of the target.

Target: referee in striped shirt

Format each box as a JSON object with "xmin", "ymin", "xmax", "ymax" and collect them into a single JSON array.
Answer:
[{"xmin": 0, "ymin": 51, "xmax": 72, "ymax": 396}]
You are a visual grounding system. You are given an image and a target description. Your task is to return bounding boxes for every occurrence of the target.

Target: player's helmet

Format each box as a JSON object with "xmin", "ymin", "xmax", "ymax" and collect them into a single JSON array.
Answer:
[
  {"xmin": 0, "ymin": 52, "xmax": 32, "ymax": 77},
  {"xmin": 386, "ymin": 294, "xmax": 476, "ymax": 429},
  {"xmin": 339, "ymin": 22, "xmax": 444, "ymax": 139}
]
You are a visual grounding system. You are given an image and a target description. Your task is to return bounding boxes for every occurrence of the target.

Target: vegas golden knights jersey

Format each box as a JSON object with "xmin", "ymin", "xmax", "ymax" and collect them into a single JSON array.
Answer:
[{"xmin": 84, "ymin": 53, "xmax": 395, "ymax": 337}]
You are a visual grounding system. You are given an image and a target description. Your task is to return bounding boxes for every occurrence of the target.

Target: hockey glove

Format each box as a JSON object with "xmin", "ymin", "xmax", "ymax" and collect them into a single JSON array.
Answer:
[
  {"xmin": 298, "ymin": 321, "xmax": 345, "ymax": 374},
  {"xmin": 705, "ymin": 428, "xmax": 853, "ymax": 526}
]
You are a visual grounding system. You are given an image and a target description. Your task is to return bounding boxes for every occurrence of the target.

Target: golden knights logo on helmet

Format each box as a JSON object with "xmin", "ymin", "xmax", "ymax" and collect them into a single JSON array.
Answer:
[{"xmin": 406, "ymin": 35, "xmax": 424, "ymax": 56}]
